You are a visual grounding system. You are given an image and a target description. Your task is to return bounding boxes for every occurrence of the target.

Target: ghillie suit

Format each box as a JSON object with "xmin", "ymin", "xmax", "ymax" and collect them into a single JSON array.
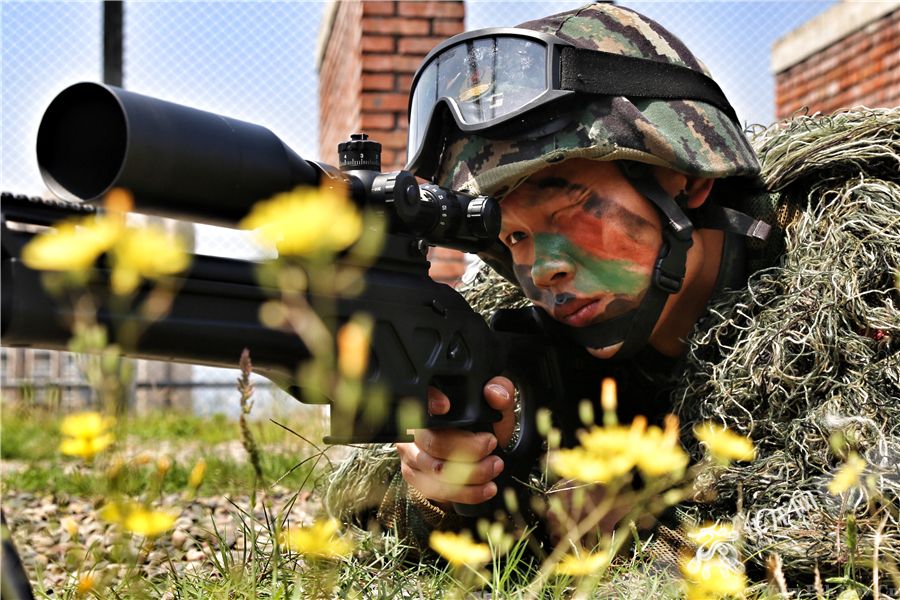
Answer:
[
  {"xmin": 324, "ymin": 108, "xmax": 900, "ymax": 578},
  {"xmin": 674, "ymin": 107, "xmax": 900, "ymax": 577}
]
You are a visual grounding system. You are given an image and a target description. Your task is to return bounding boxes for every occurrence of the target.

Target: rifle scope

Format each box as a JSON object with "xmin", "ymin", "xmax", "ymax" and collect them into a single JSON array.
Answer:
[{"xmin": 36, "ymin": 82, "xmax": 500, "ymax": 252}]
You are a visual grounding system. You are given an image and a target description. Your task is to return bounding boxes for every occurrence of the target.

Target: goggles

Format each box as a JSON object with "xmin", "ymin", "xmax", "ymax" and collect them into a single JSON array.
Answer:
[{"xmin": 406, "ymin": 28, "xmax": 739, "ymax": 181}]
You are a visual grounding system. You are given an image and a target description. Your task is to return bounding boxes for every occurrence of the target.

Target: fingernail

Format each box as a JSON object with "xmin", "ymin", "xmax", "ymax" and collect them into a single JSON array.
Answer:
[
  {"xmin": 484, "ymin": 482, "xmax": 497, "ymax": 499},
  {"xmin": 492, "ymin": 458, "xmax": 504, "ymax": 477},
  {"xmin": 486, "ymin": 436, "xmax": 498, "ymax": 453},
  {"xmin": 488, "ymin": 384, "xmax": 510, "ymax": 401}
]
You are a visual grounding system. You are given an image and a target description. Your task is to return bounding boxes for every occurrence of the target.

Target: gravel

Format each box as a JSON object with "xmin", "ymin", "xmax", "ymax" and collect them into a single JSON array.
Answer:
[{"xmin": 3, "ymin": 485, "xmax": 321, "ymax": 594}]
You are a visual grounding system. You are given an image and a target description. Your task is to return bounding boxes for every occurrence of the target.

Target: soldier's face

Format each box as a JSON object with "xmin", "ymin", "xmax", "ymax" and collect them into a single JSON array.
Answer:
[{"xmin": 499, "ymin": 159, "xmax": 661, "ymax": 331}]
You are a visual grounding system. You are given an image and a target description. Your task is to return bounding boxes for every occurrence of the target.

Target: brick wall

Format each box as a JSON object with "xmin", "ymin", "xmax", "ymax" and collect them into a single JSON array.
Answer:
[
  {"xmin": 317, "ymin": 1, "xmax": 468, "ymax": 287},
  {"xmin": 773, "ymin": 5, "xmax": 899, "ymax": 119},
  {"xmin": 317, "ymin": 1, "xmax": 464, "ymax": 170}
]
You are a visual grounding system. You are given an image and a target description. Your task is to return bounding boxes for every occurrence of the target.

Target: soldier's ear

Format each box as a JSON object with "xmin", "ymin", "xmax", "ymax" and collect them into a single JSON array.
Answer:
[
  {"xmin": 651, "ymin": 167, "xmax": 714, "ymax": 209},
  {"xmin": 684, "ymin": 177, "xmax": 714, "ymax": 209}
]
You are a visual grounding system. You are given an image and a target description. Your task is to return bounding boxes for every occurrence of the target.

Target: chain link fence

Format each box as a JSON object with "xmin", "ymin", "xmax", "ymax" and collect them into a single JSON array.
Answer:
[
  {"xmin": 2, "ymin": 1, "xmax": 833, "ymax": 416},
  {"xmin": 1, "ymin": 1, "xmax": 324, "ymax": 418}
]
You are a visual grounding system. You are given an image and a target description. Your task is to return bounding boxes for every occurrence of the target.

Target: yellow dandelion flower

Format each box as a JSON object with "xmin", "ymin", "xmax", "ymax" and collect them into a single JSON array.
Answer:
[
  {"xmin": 635, "ymin": 443, "xmax": 690, "ymax": 478},
  {"xmin": 687, "ymin": 523, "xmax": 739, "ymax": 547},
  {"xmin": 337, "ymin": 316, "xmax": 373, "ymax": 379},
  {"xmin": 110, "ymin": 226, "xmax": 189, "ymax": 295},
  {"xmin": 694, "ymin": 422, "xmax": 756, "ymax": 463},
  {"xmin": 98, "ymin": 501, "xmax": 126, "ymax": 525},
  {"xmin": 632, "ymin": 416, "xmax": 690, "ymax": 478},
  {"xmin": 550, "ymin": 447, "xmax": 635, "ymax": 484},
  {"xmin": 188, "ymin": 459, "xmax": 207, "ymax": 490},
  {"xmin": 680, "ymin": 556, "xmax": 747, "ymax": 599},
  {"xmin": 59, "ymin": 412, "xmax": 115, "ymax": 460},
  {"xmin": 555, "ymin": 550, "xmax": 609, "ymax": 576},
  {"xmin": 279, "ymin": 518, "xmax": 353, "ymax": 559},
  {"xmin": 76, "ymin": 573, "xmax": 96, "ymax": 596},
  {"xmin": 99, "ymin": 502, "xmax": 178, "ymax": 537},
  {"xmin": 60, "ymin": 411, "xmax": 115, "ymax": 439},
  {"xmin": 122, "ymin": 505, "xmax": 178, "ymax": 537},
  {"xmin": 828, "ymin": 453, "xmax": 867, "ymax": 495},
  {"xmin": 239, "ymin": 185, "xmax": 363, "ymax": 256},
  {"xmin": 429, "ymin": 530, "xmax": 492, "ymax": 567},
  {"xmin": 59, "ymin": 434, "xmax": 115, "ymax": 460},
  {"xmin": 22, "ymin": 215, "xmax": 122, "ymax": 272}
]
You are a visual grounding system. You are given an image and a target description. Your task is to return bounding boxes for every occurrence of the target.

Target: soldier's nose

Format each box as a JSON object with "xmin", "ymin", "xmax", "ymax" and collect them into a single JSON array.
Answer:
[{"xmin": 531, "ymin": 257, "xmax": 574, "ymax": 288}]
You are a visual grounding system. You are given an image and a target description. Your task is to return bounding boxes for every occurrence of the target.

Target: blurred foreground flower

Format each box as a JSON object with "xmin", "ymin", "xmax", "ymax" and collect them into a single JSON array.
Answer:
[
  {"xmin": 337, "ymin": 316, "xmax": 373, "ymax": 379},
  {"xmin": 828, "ymin": 452, "xmax": 867, "ymax": 495},
  {"xmin": 110, "ymin": 226, "xmax": 189, "ymax": 295},
  {"xmin": 188, "ymin": 458, "xmax": 207, "ymax": 490},
  {"xmin": 100, "ymin": 501, "xmax": 178, "ymax": 538},
  {"xmin": 693, "ymin": 422, "xmax": 756, "ymax": 464},
  {"xmin": 76, "ymin": 573, "xmax": 96, "ymax": 597},
  {"xmin": 430, "ymin": 531, "xmax": 491, "ymax": 567},
  {"xmin": 680, "ymin": 556, "xmax": 747, "ymax": 600},
  {"xmin": 555, "ymin": 550, "xmax": 609, "ymax": 576},
  {"xmin": 22, "ymin": 216, "xmax": 121, "ymax": 272},
  {"xmin": 279, "ymin": 518, "xmax": 353, "ymax": 559},
  {"xmin": 687, "ymin": 522, "xmax": 739, "ymax": 547},
  {"xmin": 21, "ymin": 188, "xmax": 189, "ymax": 295},
  {"xmin": 551, "ymin": 415, "xmax": 688, "ymax": 484},
  {"xmin": 239, "ymin": 185, "xmax": 362, "ymax": 256},
  {"xmin": 59, "ymin": 411, "xmax": 116, "ymax": 460}
]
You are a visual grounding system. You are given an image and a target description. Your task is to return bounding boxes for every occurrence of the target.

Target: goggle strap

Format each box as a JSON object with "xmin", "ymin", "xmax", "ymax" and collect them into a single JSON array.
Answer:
[
  {"xmin": 692, "ymin": 204, "xmax": 772, "ymax": 241},
  {"xmin": 560, "ymin": 47, "xmax": 740, "ymax": 125}
]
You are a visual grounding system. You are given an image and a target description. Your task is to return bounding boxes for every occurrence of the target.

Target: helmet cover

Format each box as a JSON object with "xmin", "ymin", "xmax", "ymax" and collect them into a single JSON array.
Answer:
[{"xmin": 431, "ymin": 2, "xmax": 760, "ymax": 199}]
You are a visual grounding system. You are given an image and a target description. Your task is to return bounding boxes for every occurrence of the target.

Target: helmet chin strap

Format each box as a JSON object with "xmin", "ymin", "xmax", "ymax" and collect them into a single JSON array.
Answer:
[{"xmin": 539, "ymin": 162, "xmax": 695, "ymax": 359}]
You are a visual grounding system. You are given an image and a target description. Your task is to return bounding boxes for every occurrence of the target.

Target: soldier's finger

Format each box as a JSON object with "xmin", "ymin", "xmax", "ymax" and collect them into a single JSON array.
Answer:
[
  {"xmin": 427, "ymin": 386, "xmax": 451, "ymax": 416},
  {"xmin": 400, "ymin": 461, "xmax": 498, "ymax": 505},
  {"xmin": 413, "ymin": 428, "xmax": 497, "ymax": 461}
]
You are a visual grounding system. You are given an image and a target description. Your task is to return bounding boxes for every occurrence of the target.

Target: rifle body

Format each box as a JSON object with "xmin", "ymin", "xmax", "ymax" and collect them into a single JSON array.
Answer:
[{"xmin": 2, "ymin": 84, "xmax": 607, "ymax": 514}]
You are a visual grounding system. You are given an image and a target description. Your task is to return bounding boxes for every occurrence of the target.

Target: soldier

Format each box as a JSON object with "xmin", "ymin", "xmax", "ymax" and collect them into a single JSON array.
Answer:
[{"xmin": 393, "ymin": 1, "xmax": 770, "ymax": 523}]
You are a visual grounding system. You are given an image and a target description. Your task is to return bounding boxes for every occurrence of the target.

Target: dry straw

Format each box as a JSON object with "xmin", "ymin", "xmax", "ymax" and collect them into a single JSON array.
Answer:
[{"xmin": 675, "ymin": 107, "xmax": 900, "ymax": 575}]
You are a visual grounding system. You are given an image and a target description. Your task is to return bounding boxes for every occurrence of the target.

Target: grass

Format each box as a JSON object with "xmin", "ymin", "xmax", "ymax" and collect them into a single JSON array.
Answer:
[{"xmin": 3, "ymin": 401, "xmax": 895, "ymax": 599}]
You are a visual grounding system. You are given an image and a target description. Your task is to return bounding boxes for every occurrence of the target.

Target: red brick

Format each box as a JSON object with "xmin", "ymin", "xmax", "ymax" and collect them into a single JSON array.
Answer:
[
  {"xmin": 362, "ymin": 73, "xmax": 395, "ymax": 91},
  {"xmin": 398, "ymin": 36, "xmax": 445, "ymax": 55},
  {"xmin": 362, "ymin": 2, "xmax": 395, "ymax": 16},
  {"xmin": 362, "ymin": 92, "xmax": 409, "ymax": 112},
  {"xmin": 362, "ymin": 35, "xmax": 396, "ymax": 53},
  {"xmin": 357, "ymin": 128, "xmax": 407, "ymax": 151},
  {"xmin": 397, "ymin": 74, "xmax": 415, "ymax": 92},
  {"xmin": 398, "ymin": 2, "xmax": 464, "ymax": 19},
  {"xmin": 381, "ymin": 148, "xmax": 405, "ymax": 171},
  {"xmin": 362, "ymin": 17, "xmax": 429, "ymax": 35},
  {"xmin": 432, "ymin": 18, "xmax": 465, "ymax": 36},
  {"xmin": 363, "ymin": 54, "xmax": 422, "ymax": 73},
  {"xmin": 361, "ymin": 112, "xmax": 396, "ymax": 129}
]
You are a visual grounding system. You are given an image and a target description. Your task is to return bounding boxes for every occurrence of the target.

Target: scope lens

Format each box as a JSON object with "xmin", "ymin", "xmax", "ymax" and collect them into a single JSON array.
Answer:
[{"xmin": 37, "ymin": 83, "xmax": 127, "ymax": 202}]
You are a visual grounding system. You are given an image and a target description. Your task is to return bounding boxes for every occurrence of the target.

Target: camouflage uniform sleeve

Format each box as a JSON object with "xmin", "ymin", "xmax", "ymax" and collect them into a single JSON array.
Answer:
[{"xmin": 323, "ymin": 444, "xmax": 474, "ymax": 555}]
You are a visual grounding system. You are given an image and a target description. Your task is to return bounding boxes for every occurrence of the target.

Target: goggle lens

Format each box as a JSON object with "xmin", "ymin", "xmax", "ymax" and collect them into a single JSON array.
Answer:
[{"xmin": 408, "ymin": 36, "xmax": 549, "ymax": 164}]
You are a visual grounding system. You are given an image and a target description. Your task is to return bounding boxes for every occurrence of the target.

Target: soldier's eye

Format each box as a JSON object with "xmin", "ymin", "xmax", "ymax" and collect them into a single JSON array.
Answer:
[{"xmin": 506, "ymin": 231, "xmax": 528, "ymax": 246}]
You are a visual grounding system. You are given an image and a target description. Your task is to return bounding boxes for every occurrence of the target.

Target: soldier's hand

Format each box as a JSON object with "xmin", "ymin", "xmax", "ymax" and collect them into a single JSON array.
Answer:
[{"xmin": 396, "ymin": 376, "xmax": 516, "ymax": 506}]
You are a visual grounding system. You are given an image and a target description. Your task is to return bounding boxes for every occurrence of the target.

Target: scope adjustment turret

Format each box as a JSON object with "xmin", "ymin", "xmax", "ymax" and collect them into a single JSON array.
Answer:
[{"xmin": 338, "ymin": 133, "xmax": 381, "ymax": 172}]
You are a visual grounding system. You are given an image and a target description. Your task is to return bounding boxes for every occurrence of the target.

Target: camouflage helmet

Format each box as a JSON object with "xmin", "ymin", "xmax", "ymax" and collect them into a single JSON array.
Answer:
[{"xmin": 428, "ymin": 2, "xmax": 760, "ymax": 199}]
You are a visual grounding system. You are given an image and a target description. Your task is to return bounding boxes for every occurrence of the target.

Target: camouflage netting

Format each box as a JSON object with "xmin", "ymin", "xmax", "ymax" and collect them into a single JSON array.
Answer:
[{"xmin": 674, "ymin": 107, "xmax": 900, "ymax": 575}]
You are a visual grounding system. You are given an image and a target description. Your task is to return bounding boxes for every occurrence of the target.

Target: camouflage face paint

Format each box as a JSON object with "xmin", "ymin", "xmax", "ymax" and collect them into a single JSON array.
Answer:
[{"xmin": 532, "ymin": 232, "xmax": 647, "ymax": 296}]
